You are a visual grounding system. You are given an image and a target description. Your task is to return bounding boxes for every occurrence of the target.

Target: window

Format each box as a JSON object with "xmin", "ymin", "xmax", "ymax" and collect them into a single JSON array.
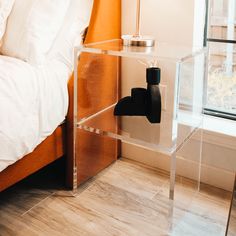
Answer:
[{"xmin": 206, "ymin": 0, "xmax": 236, "ymax": 120}]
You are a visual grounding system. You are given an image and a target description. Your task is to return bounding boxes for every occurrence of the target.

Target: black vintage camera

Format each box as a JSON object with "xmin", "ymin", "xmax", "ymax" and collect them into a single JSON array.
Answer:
[{"xmin": 114, "ymin": 67, "xmax": 162, "ymax": 123}]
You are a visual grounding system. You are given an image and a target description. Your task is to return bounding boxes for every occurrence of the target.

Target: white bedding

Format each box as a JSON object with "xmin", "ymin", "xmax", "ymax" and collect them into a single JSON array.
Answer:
[
  {"xmin": 0, "ymin": 56, "xmax": 71, "ymax": 172},
  {"xmin": 0, "ymin": 0, "xmax": 93, "ymax": 172}
]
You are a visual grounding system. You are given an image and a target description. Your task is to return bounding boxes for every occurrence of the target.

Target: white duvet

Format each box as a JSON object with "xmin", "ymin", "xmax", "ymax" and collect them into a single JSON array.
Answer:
[{"xmin": 0, "ymin": 56, "xmax": 71, "ymax": 172}]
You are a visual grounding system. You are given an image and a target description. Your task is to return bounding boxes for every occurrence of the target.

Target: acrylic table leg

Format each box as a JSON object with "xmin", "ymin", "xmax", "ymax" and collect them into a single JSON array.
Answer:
[
  {"xmin": 169, "ymin": 152, "xmax": 176, "ymax": 200},
  {"xmin": 197, "ymin": 127, "xmax": 203, "ymax": 191},
  {"xmin": 72, "ymin": 164, "xmax": 78, "ymax": 195},
  {"xmin": 167, "ymin": 199, "xmax": 174, "ymax": 232}
]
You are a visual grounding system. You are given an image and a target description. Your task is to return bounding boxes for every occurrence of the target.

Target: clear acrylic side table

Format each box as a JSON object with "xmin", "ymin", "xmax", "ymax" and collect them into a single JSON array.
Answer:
[{"xmin": 73, "ymin": 39, "xmax": 207, "ymax": 200}]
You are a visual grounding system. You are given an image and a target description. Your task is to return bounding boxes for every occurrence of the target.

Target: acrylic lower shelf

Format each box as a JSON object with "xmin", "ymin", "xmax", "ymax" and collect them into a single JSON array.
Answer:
[{"xmin": 77, "ymin": 104, "xmax": 202, "ymax": 156}]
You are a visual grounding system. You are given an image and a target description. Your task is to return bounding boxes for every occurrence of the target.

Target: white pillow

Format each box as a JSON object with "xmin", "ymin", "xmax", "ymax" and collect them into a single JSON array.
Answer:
[
  {"xmin": 48, "ymin": 0, "xmax": 93, "ymax": 71},
  {"xmin": 1, "ymin": 0, "xmax": 70, "ymax": 65},
  {"xmin": 0, "ymin": 0, "xmax": 15, "ymax": 40}
]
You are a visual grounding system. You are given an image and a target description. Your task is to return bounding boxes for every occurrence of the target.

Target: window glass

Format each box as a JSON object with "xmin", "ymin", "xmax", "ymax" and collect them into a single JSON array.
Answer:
[{"xmin": 206, "ymin": 0, "xmax": 236, "ymax": 118}]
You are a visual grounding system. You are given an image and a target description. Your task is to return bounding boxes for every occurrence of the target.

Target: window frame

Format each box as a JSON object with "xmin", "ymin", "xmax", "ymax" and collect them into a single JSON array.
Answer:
[{"xmin": 204, "ymin": 0, "xmax": 236, "ymax": 120}]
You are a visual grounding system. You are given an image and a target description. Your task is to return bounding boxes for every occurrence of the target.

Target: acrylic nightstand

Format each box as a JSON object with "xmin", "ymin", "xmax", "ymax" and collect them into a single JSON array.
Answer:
[{"xmin": 73, "ymin": 39, "xmax": 207, "ymax": 200}]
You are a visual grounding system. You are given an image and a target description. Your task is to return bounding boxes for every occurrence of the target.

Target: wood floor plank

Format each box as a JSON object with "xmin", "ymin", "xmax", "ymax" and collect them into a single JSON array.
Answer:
[
  {"xmin": 97, "ymin": 159, "xmax": 169, "ymax": 200},
  {"xmin": 153, "ymin": 175, "xmax": 231, "ymax": 236},
  {"xmin": 0, "ymin": 158, "xmax": 232, "ymax": 236}
]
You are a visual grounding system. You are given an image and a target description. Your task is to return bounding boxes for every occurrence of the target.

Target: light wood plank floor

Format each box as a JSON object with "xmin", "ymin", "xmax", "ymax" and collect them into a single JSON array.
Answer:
[{"xmin": 0, "ymin": 158, "xmax": 232, "ymax": 236}]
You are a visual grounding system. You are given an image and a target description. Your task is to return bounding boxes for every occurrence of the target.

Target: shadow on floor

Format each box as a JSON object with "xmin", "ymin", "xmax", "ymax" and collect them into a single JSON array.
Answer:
[{"xmin": 0, "ymin": 157, "xmax": 66, "ymax": 215}]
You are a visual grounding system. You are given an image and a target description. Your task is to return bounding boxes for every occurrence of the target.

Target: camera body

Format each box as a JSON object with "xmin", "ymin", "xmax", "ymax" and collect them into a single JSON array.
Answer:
[{"xmin": 114, "ymin": 67, "xmax": 162, "ymax": 124}]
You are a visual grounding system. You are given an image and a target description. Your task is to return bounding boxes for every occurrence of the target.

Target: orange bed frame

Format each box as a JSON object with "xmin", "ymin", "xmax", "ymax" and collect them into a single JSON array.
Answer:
[{"xmin": 0, "ymin": 0, "xmax": 121, "ymax": 192}]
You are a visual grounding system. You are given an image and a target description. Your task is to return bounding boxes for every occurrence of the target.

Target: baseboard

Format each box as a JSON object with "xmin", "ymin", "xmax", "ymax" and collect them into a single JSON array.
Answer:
[{"xmin": 122, "ymin": 143, "xmax": 235, "ymax": 192}]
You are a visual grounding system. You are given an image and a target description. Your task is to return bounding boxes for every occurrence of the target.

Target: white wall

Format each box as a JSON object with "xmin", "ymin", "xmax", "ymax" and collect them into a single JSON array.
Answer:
[
  {"xmin": 121, "ymin": 0, "xmax": 236, "ymax": 191},
  {"xmin": 122, "ymin": 0, "xmax": 195, "ymax": 45}
]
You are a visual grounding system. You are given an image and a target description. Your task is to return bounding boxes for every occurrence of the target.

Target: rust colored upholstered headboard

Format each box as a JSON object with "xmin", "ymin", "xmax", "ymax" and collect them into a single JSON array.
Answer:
[
  {"xmin": 66, "ymin": 0, "xmax": 121, "ymax": 188},
  {"xmin": 85, "ymin": 0, "xmax": 121, "ymax": 43}
]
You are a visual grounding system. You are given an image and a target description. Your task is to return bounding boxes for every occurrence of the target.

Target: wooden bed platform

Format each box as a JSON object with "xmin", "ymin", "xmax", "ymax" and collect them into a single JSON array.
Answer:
[{"xmin": 0, "ymin": 0, "xmax": 121, "ymax": 192}]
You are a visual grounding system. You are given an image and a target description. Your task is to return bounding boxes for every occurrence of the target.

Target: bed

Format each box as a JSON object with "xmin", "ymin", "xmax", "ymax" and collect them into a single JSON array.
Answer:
[{"xmin": 0, "ymin": 0, "xmax": 121, "ymax": 192}]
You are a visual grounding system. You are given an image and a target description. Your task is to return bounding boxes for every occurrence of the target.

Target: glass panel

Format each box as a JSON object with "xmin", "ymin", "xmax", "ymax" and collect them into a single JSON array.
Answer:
[
  {"xmin": 210, "ymin": 0, "xmax": 236, "ymax": 41},
  {"xmin": 171, "ymin": 128, "xmax": 203, "ymax": 205},
  {"xmin": 73, "ymin": 51, "xmax": 120, "ymax": 189},
  {"xmin": 179, "ymin": 51, "xmax": 205, "ymax": 114},
  {"xmin": 207, "ymin": 41, "xmax": 236, "ymax": 115},
  {"xmin": 77, "ymin": 39, "xmax": 204, "ymax": 61}
]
